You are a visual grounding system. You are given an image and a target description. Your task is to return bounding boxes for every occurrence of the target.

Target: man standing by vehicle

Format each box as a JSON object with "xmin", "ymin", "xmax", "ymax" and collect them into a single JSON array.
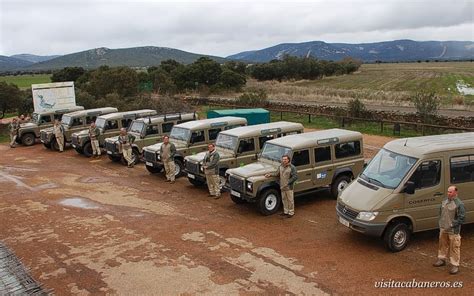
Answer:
[
  {"xmin": 265, "ymin": 155, "xmax": 298, "ymax": 218},
  {"xmin": 202, "ymin": 143, "xmax": 221, "ymax": 199},
  {"xmin": 160, "ymin": 135, "xmax": 177, "ymax": 183},
  {"xmin": 118, "ymin": 128, "xmax": 135, "ymax": 168},
  {"xmin": 433, "ymin": 186, "xmax": 465, "ymax": 274},
  {"xmin": 9, "ymin": 117, "xmax": 20, "ymax": 148},
  {"xmin": 53, "ymin": 119, "xmax": 65, "ymax": 152},
  {"xmin": 89, "ymin": 122, "xmax": 101, "ymax": 158}
]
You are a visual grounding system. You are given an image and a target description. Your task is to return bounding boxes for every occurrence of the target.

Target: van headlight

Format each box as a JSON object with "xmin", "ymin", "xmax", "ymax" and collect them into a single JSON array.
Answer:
[
  {"xmin": 246, "ymin": 181, "xmax": 253, "ymax": 192},
  {"xmin": 356, "ymin": 212, "xmax": 379, "ymax": 221}
]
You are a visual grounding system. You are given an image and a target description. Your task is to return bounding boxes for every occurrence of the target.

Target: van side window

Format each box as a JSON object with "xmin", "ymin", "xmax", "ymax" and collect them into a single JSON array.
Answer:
[
  {"xmin": 315, "ymin": 146, "xmax": 331, "ymax": 163},
  {"xmin": 409, "ymin": 160, "xmax": 441, "ymax": 189},
  {"xmin": 237, "ymin": 138, "xmax": 255, "ymax": 153},
  {"xmin": 53, "ymin": 114, "xmax": 61, "ymax": 120},
  {"xmin": 162, "ymin": 122, "xmax": 174, "ymax": 133},
  {"xmin": 145, "ymin": 125, "xmax": 159, "ymax": 136},
  {"xmin": 209, "ymin": 128, "xmax": 221, "ymax": 141},
  {"xmin": 86, "ymin": 116, "xmax": 96, "ymax": 124},
  {"xmin": 292, "ymin": 150, "xmax": 310, "ymax": 167},
  {"xmin": 259, "ymin": 135, "xmax": 275, "ymax": 149},
  {"xmin": 71, "ymin": 117, "xmax": 84, "ymax": 126},
  {"xmin": 105, "ymin": 120, "xmax": 118, "ymax": 130},
  {"xmin": 190, "ymin": 130, "xmax": 205, "ymax": 143},
  {"xmin": 450, "ymin": 155, "xmax": 474, "ymax": 184},
  {"xmin": 121, "ymin": 119, "xmax": 133, "ymax": 128},
  {"xmin": 41, "ymin": 115, "xmax": 52, "ymax": 123},
  {"xmin": 335, "ymin": 141, "xmax": 361, "ymax": 158}
]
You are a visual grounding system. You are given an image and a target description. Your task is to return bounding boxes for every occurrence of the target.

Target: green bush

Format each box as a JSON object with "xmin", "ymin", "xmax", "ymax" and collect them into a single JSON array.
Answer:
[
  {"xmin": 347, "ymin": 98, "xmax": 366, "ymax": 118},
  {"xmin": 412, "ymin": 91, "xmax": 440, "ymax": 123},
  {"xmin": 237, "ymin": 89, "xmax": 268, "ymax": 106}
]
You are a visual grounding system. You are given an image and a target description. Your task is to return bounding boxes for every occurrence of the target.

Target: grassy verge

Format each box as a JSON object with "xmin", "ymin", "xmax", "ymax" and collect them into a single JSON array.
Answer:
[
  {"xmin": 0, "ymin": 134, "xmax": 10, "ymax": 143},
  {"xmin": 0, "ymin": 74, "xmax": 51, "ymax": 89}
]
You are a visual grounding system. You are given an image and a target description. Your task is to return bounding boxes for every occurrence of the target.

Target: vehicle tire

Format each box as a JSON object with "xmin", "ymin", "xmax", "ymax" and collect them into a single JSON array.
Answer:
[
  {"xmin": 146, "ymin": 165, "xmax": 163, "ymax": 174},
  {"xmin": 21, "ymin": 133, "xmax": 35, "ymax": 146},
  {"xmin": 218, "ymin": 169, "xmax": 227, "ymax": 192},
  {"xmin": 188, "ymin": 178, "xmax": 205, "ymax": 186},
  {"xmin": 331, "ymin": 175, "xmax": 352, "ymax": 199},
  {"xmin": 131, "ymin": 148, "xmax": 140, "ymax": 164},
  {"xmin": 174, "ymin": 159, "xmax": 185, "ymax": 177},
  {"xmin": 83, "ymin": 142, "xmax": 93, "ymax": 157},
  {"xmin": 74, "ymin": 146, "xmax": 84, "ymax": 154},
  {"xmin": 108, "ymin": 155, "xmax": 121, "ymax": 162},
  {"xmin": 230, "ymin": 193, "xmax": 247, "ymax": 204},
  {"xmin": 384, "ymin": 222, "xmax": 411, "ymax": 252},
  {"xmin": 43, "ymin": 142, "xmax": 51, "ymax": 149},
  {"xmin": 51, "ymin": 138, "xmax": 59, "ymax": 151},
  {"xmin": 258, "ymin": 188, "xmax": 281, "ymax": 216}
]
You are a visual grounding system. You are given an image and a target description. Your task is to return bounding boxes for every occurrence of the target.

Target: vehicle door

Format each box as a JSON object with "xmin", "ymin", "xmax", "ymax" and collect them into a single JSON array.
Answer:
[
  {"xmin": 236, "ymin": 137, "xmax": 257, "ymax": 167},
  {"xmin": 312, "ymin": 145, "xmax": 334, "ymax": 187},
  {"xmin": 102, "ymin": 119, "xmax": 119, "ymax": 141},
  {"xmin": 448, "ymin": 153, "xmax": 474, "ymax": 223},
  {"xmin": 189, "ymin": 129, "xmax": 207, "ymax": 154},
  {"xmin": 291, "ymin": 149, "xmax": 312, "ymax": 193}
]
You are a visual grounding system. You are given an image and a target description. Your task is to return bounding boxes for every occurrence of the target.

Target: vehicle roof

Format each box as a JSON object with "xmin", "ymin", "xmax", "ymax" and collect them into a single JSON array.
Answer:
[
  {"xmin": 175, "ymin": 116, "xmax": 247, "ymax": 130},
  {"xmin": 97, "ymin": 109, "xmax": 157, "ymax": 120},
  {"xmin": 35, "ymin": 106, "xmax": 84, "ymax": 115},
  {"xmin": 133, "ymin": 112, "xmax": 197, "ymax": 124},
  {"xmin": 63, "ymin": 107, "xmax": 118, "ymax": 117},
  {"xmin": 266, "ymin": 128, "xmax": 363, "ymax": 149},
  {"xmin": 220, "ymin": 121, "xmax": 303, "ymax": 138},
  {"xmin": 385, "ymin": 132, "xmax": 474, "ymax": 158}
]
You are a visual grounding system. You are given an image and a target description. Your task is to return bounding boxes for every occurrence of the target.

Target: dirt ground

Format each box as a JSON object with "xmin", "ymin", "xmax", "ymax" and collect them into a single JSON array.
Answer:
[{"xmin": 0, "ymin": 133, "xmax": 473, "ymax": 295}]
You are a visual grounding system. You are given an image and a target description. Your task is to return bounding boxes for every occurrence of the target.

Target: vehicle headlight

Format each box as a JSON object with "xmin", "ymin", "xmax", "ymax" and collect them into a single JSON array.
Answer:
[
  {"xmin": 246, "ymin": 181, "xmax": 253, "ymax": 192},
  {"xmin": 200, "ymin": 164, "xmax": 204, "ymax": 172},
  {"xmin": 157, "ymin": 153, "xmax": 161, "ymax": 160},
  {"xmin": 356, "ymin": 212, "xmax": 379, "ymax": 221}
]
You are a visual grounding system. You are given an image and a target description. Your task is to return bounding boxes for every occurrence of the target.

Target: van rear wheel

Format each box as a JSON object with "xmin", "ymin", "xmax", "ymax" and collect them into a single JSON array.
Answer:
[
  {"xmin": 384, "ymin": 222, "xmax": 411, "ymax": 252},
  {"xmin": 258, "ymin": 189, "xmax": 281, "ymax": 216}
]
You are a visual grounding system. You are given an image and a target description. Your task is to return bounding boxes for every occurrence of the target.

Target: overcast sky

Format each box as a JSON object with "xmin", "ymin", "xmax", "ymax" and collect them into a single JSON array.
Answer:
[{"xmin": 0, "ymin": 0, "xmax": 473, "ymax": 57}]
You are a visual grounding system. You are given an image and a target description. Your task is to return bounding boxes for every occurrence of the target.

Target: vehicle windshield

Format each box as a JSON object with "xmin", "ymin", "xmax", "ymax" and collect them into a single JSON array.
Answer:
[
  {"xmin": 32, "ymin": 113, "xmax": 40, "ymax": 123},
  {"xmin": 170, "ymin": 127, "xmax": 191, "ymax": 142},
  {"xmin": 129, "ymin": 121, "xmax": 144, "ymax": 134},
  {"xmin": 61, "ymin": 115, "xmax": 72, "ymax": 126},
  {"xmin": 215, "ymin": 134, "xmax": 238, "ymax": 151},
  {"xmin": 361, "ymin": 148, "xmax": 417, "ymax": 189},
  {"xmin": 95, "ymin": 118, "xmax": 106, "ymax": 129},
  {"xmin": 260, "ymin": 143, "xmax": 291, "ymax": 162}
]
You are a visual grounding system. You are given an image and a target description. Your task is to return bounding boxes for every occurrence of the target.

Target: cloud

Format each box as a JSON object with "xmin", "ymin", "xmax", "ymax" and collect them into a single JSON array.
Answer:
[{"xmin": 0, "ymin": 0, "xmax": 472, "ymax": 56}]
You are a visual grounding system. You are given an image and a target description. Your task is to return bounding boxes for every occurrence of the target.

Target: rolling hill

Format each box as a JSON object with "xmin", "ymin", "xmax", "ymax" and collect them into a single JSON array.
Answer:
[
  {"xmin": 0, "ymin": 55, "xmax": 34, "ymax": 71},
  {"xmin": 11, "ymin": 54, "xmax": 61, "ymax": 64},
  {"xmin": 227, "ymin": 40, "xmax": 474, "ymax": 62}
]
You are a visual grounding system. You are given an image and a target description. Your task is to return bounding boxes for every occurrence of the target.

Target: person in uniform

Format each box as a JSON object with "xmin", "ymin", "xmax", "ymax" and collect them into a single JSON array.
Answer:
[
  {"xmin": 433, "ymin": 186, "xmax": 465, "ymax": 274},
  {"xmin": 118, "ymin": 128, "xmax": 135, "ymax": 168},
  {"xmin": 9, "ymin": 117, "xmax": 20, "ymax": 148},
  {"xmin": 53, "ymin": 119, "xmax": 65, "ymax": 152},
  {"xmin": 265, "ymin": 155, "xmax": 298, "ymax": 218},
  {"xmin": 89, "ymin": 122, "xmax": 101, "ymax": 158},
  {"xmin": 202, "ymin": 143, "xmax": 221, "ymax": 199},
  {"xmin": 160, "ymin": 135, "xmax": 177, "ymax": 183},
  {"xmin": 19, "ymin": 114, "xmax": 28, "ymax": 124}
]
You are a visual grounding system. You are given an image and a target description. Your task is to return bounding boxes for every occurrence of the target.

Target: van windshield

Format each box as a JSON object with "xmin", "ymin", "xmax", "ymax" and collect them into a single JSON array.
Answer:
[
  {"xmin": 129, "ymin": 121, "xmax": 144, "ymax": 134},
  {"xmin": 95, "ymin": 118, "xmax": 106, "ymax": 129},
  {"xmin": 361, "ymin": 148, "xmax": 417, "ymax": 189},
  {"xmin": 32, "ymin": 113, "xmax": 40, "ymax": 123},
  {"xmin": 216, "ymin": 134, "xmax": 237, "ymax": 151},
  {"xmin": 170, "ymin": 127, "xmax": 190, "ymax": 142},
  {"xmin": 61, "ymin": 115, "xmax": 72, "ymax": 126},
  {"xmin": 261, "ymin": 143, "xmax": 291, "ymax": 162}
]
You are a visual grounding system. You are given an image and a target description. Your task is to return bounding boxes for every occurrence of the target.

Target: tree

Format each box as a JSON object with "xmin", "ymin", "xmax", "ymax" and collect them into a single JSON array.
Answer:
[
  {"xmin": 85, "ymin": 66, "xmax": 139, "ymax": 98},
  {"xmin": 160, "ymin": 59, "xmax": 181, "ymax": 74},
  {"xmin": 190, "ymin": 57, "xmax": 222, "ymax": 86},
  {"xmin": 412, "ymin": 91, "xmax": 440, "ymax": 123},
  {"xmin": 218, "ymin": 69, "xmax": 246, "ymax": 90},
  {"xmin": 51, "ymin": 67, "xmax": 86, "ymax": 83},
  {"xmin": 0, "ymin": 82, "xmax": 23, "ymax": 118}
]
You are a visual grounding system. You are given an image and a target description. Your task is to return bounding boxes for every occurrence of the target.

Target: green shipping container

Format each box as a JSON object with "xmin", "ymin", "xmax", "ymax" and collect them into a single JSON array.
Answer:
[{"xmin": 207, "ymin": 108, "xmax": 270, "ymax": 125}]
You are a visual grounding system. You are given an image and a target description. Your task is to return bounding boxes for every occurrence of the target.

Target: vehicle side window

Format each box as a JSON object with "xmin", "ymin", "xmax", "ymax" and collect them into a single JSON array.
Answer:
[
  {"xmin": 208, "ymin": 128, "xmax": 221, "ymax": 141},
  {"xmin": 315, "ymin": 146, "xmax": 331, "ymax": 163},
  {"xmin": 259, "ymin": 135, "xmax": 275, "ymax": 149},
  {"xmin": 335, "ymin": 141, "xmax": 361, "ymax": 158},
  {"xmin": 409, "ymin": 160, "xmax": 441, "ymax": 189},
  {"xmin": 121, "ymin": 119, "xmax": 133, "ymax": 128},
  {"xmin": 105, "ymin": 120, "xmax": 118, "ymax": 130},
  {"xmin": 237, "ymin": 138, "xmax": 255, "ymax": 154},
  {"xmin": 190, "ymin": 130, "xmax": 205, "ymax": 143},
  {"xmin": 162, "ymin": 122, "xmax": 174, "ymax": 133},
  {"xmin": 71, "ymin": 117, "xmax": 84, "ymax": 126},
  {"xmin": 145, "ymin": 124, "xmax": 159, "ymax": 136},
  {"xmin": 292, "ymin": 150, "xmax": 310, "ymax": 167},
  {"xmin": 86, "ymin": 116, "xmax": 96, "ymax": 124},
  {"xmin": 41, "ymin": 115, "xmax": 52, "ymax": 123},
  {"xmin": 53, "ymin": 114, "xmax": 61, "ymax": 120},
  {"xmin": 450, "ymin": 155, "xmax": 474, "ymax": 184}
]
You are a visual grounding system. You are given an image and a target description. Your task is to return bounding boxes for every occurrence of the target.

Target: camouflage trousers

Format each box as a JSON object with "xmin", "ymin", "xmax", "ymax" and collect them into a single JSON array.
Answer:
[
  {"xmin": 438, "ymin": 229, "xmax": 461, "ymax": 266},
  {"xmin": 164, "ymin": 160, "xmax": 176, "ymax": 182},
  {"xmin": 56, "ymin": 136, "xmax": 64, "ymax": 152},
  {"xmin": 91, "ymin": 139, "xmax": 101, "ymax": 156}
]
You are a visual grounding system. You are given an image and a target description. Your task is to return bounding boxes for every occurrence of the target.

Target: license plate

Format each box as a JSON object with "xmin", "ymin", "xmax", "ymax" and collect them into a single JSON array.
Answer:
[
  {"xmin": 187, "ymin": 173, "xmax": 195, "ymax": 179},
  {"xmin": 146, "ymin": 161, "xmax": 153, "ymax": 167},
  {"xmin": 107, "ymin": 151, "xmax": 112, "ymax": 155},
  {"xmin": 339, "ymin": 216, "xmax": 350, "ymax": 228},
  {"xmin": 231, "ymin": 190, "xmax": 241, "ymax": 197}
]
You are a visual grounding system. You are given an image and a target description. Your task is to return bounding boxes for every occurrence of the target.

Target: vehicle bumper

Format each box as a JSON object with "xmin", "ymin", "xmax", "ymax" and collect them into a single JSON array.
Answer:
[
  {"xmin": 229, "ymin": 189, "xmax": 257, "ymax": 203},
  {"xmin": 336, "ymin": 207, "xmax": 386, "ymax": 237},
  {"xmin": 145, "ymin": 160, "xmax": 164, "ymax": 170},
  {"xmin": 186, "ymin": 172, "xmax": 206, "ymax": 183}
]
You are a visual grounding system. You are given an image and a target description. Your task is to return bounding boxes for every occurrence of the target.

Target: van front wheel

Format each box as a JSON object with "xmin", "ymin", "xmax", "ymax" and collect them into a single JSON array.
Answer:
[{"xmin": 384, "ymin": 222, "xmax": 411, "ymax": 252}]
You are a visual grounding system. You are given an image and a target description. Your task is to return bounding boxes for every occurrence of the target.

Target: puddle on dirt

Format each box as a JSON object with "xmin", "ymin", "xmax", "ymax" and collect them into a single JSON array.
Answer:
[
  {"xmin": 80, "ymin": 177, "xmax": 107, "ymax": 184},
  {"xmin": 59, "ymin": 197, "xmax": 101, "ymax": 209}
]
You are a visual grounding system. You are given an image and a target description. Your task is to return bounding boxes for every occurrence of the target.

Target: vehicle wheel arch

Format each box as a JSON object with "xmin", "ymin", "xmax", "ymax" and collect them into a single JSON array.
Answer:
[
  {"xmin": 257, "ymin": 181, "xmax": 280, "ymax": 197},
  {"xmin": 332, "ymin": 168, "xmax": 354, "ymax": 182},
  {"xmin": 383, "ymin": 215, "xmax": 414, "ymax": 237}
]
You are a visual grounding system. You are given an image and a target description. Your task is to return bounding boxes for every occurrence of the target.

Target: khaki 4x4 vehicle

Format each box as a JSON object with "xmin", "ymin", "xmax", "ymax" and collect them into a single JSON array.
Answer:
[
  {"xmin": 337, "ymin": 132, "xmax": 474, "ymax": 252},
  {"xmin": 40, "ymin": 107, "xmax": 118, "ymax": 150},
  {"xmin": 143, "ymin": 116, "xmax": 248, "ymax": 176},
  {"xmin": 105, "ymin": 112, "xmax": 198, "ymax": 164},
  {"xmin": 71, "ymin": 109, "xmax": 157, "ymax": 157},
  {"xmin": 227, "ymin": 129, "xmax": 364, "ymax": 215},
  {"xmin": 184, "ymin": 121, "xmax": 303, "ymax": 188},
  {"xmin": 17, "ymin": 106, "xmax": 84, "ymax": 146}
]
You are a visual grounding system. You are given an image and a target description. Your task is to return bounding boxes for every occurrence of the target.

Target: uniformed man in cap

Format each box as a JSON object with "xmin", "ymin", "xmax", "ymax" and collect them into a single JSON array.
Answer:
[
  {"xmin": 118, "ymin": 128, "xmax": 135, "ymax": 168},
  {"xmin": 89, "ymin": 122, "xmax": 101, "ymax": 158},
  {"xmin": 202, "ymin": 143, "xmax": 221, "ymax": 199},
  {"xmin": 9, "ymin": 117, "xmax": 20, "ymax": 148},
  {"xmin": 53, "ymin": 119, "xmax": 65, "ymax": 152},
  {"xmin": 160, "ymin": 135, "xmax": 177, "ymax": 183}
]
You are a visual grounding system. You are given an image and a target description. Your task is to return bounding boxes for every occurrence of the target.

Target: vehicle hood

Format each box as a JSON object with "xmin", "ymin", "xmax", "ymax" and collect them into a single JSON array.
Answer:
[
  {"xmin": 228, "ymin": 161, "xmax": 277, "ymax": 178},
  {"xmin": 73, "ymin": 129, "xmax": 89, "ymax": 138},
  {"xmin": 146, "ymin": 141, "xmax": 187, "ymax": 153},
  {"xmin": 186, "ymin": 150, "xmax": 233, "ymax": 163},
  {"xmin": 41, "ymin": 127, "xmax": 54, "ymax": 134},
  {"xmin": 338, "ymin": 177, "xmax": 395, "ymax": 212},
  {"xmin": 19, "ymin": 122, "xmax": 38, "ymax": 129},
  {"xmin": 105, "ymin": 136, "xmax": 119, "ymax": 143}
]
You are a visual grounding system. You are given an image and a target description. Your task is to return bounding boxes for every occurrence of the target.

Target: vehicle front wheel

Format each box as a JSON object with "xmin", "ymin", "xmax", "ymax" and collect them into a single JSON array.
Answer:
[
  {"xmin": 146, "ymin": 165, "xmax": 163, "ymax": 174},
  {"xmin": 21, "ymin": 133, "xmax": 35, "ymax": 146},
  {"xmin": 331, "ymin": 175, "xmax": 352, "ymax": 199},
  {"xmin": 51, "ymin": 138, "xmax": 59, "ymax": 151},
  {"xmin": 258, "ymin": 188, "xmax": 281, "ymax": 216},
  {"xmin": 230, "ymin": 194, "xmax": 247, "ymax": 204},
  {"xmin": 108, "ymin": 155, "xmax": 121, "ymax": 162},
  {"xmin": 384, "ymin": 222, "xmax": 411, "ymax": 252},
  {"xmin": 188, "ymin": 178, "xmax": 205, "ymax": 186},
  {"xmin": 174, "ymin": 159, "xmax": 185, "ymax": 177},
  {"xmin": 83, "ymin": 142, "xmax": 93, "ymax": 157},
  {"xmin": 43, "ymin": 142, "xmax": 51, "ymax": 149}
]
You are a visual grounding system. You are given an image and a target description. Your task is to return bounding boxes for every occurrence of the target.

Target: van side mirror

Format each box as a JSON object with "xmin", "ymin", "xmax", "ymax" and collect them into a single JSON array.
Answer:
[{"xmin": 404, "ymin": 181, "xmax": 415, "ymax": 195}]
